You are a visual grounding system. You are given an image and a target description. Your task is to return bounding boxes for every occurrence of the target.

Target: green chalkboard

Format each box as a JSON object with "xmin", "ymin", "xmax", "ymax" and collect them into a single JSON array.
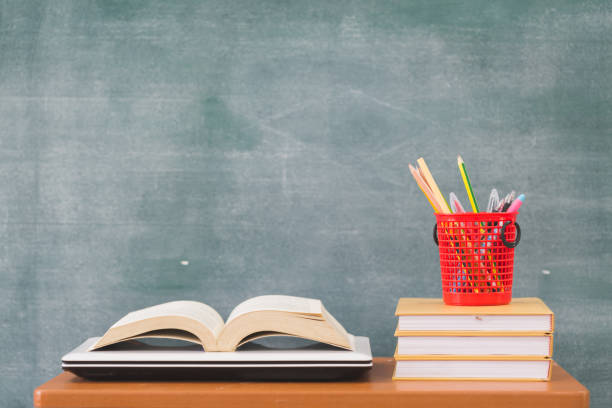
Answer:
[{"xmin": 1, "ymin": 1, "xmax": 610, "ymax": 407}]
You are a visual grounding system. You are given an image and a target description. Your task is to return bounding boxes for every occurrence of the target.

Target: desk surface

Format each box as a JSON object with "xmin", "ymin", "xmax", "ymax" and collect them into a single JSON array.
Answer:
[{"xmin": 34, "ymin": 358, "xmax": 589, "ymax": 408}]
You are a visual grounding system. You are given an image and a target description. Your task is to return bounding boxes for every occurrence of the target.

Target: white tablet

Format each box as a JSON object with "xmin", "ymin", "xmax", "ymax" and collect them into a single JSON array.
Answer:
[{"xmin": 62, "ymin": 336, "xmax": 372, "ymax": 380}]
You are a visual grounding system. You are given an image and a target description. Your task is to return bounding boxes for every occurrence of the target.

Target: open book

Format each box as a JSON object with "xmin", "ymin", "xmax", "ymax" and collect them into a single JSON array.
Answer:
[{"xmin": 90, "ymin": 295, "xmax": 354, "ymax": 352}]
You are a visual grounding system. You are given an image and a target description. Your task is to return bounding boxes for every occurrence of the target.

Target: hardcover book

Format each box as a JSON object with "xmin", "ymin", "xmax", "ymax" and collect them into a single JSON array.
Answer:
[{"xmin": 395, "ymin": 298, "xmax": 554, "ymax": 332}]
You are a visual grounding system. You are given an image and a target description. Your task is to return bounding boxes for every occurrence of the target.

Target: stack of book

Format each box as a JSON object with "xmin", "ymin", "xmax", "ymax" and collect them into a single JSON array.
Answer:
[{"xmin": 393, "ymin": 298, "xmax": 554, "ymax": 381}]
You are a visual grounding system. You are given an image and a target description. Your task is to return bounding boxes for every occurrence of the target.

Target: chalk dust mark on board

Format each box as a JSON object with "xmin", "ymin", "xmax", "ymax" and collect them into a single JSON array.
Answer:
[
  {"xmin": 95, "ymin": 0, "xmax": 148, "ymax": 20},
  {"xmin": 238, "ymin": 92, "xmax": 412, "ymax": 190},
  {"xmin": 364, "ymin": 139, "xmax": 415, "ymax": 164},
  {"xmin": 258, "ymin": 123, "xmax": 307, "ymax": 151},
  {"xmin": 347, "ymin": 88, "xmax": 430, "ymax": 123},
  {"xmin": 259, "ymin": 100, "xmax": 321, "ymax": 124},
  {"xmin": 234, "ymin": 99, "xmax": 323, "ymax": 142}
]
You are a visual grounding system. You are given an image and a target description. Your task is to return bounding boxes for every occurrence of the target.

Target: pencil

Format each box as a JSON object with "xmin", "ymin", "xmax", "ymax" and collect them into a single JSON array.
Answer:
[
  {"xmin": 408, "ymin": 164, "xmax": 440, "ymax": 213},
  {"xmin": 457, "ymin": 155, "xmax": 479, "ymax": 213},
  {"xmin": 417, "ymin": 158, "xmax": 452, "ymax": 213}
]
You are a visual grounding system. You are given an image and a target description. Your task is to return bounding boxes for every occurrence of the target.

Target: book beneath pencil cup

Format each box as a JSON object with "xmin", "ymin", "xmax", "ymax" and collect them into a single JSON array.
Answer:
[{"xmin": 433, "ymin": 212, "xmax": 521, "ymax": 306}]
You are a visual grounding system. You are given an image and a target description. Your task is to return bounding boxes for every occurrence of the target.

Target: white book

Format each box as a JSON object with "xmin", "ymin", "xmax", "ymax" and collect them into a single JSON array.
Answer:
[
  {"xmin": 396, "ymin": 334, "xmax": 552, "ymax": 357},
  {"xmin": 395, "ymin": 298, "xmax": 554, "ymax": 333},
  {"xmin": 394, "ymin": 359, "xmax": 551, "ymax": 381},
  {"xmin": 397, "ymin": 315, "xmax": 553, "ymax": 332}
]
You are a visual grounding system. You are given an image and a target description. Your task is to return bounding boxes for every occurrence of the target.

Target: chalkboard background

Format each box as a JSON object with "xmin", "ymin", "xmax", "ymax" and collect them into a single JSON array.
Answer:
[{"xmin": 1, "ymin": 1, "xmax": 611, "ymax": 407}]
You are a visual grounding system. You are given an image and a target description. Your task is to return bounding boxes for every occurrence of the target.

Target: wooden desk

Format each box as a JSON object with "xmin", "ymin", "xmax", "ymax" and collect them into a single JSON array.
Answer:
[{"xmin": 34, "ymin": 358, "xmax": 589, "ymax": 408}]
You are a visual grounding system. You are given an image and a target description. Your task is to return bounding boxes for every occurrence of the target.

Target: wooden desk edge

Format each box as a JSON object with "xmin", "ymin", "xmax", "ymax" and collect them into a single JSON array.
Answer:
[{"xmin": 33, "ymin": 357, "xmax": 590, "ymax": 408}]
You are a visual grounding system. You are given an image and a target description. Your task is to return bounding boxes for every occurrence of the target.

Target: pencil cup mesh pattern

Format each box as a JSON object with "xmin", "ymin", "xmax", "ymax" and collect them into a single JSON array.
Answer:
[{"xmin": 434, "ymin": 213, "xmax": 519, "ymax": 306}]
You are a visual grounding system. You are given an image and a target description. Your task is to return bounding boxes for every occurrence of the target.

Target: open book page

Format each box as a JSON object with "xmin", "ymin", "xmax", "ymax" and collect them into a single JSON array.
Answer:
[
  {"xmin": 129, "ymin": 329, "xmax": 202, "ymax": 345},
  {"xmin": 217, "ymin": 296, "xmax": 353, "ymax": 351},
  {"xmin": 321, "ymin": 305, "xmax": 350, "ymax": 341},
  {"xmin": 91, "ymin": 297, "xmax": 353, "ymax": 352},
  {"xmin": 227, "ymin": 295, "xmax": 323, "ymax": 323},
  {"xmin": 111, "ymin": 301, "xmax": 225, "ymax": 338}
]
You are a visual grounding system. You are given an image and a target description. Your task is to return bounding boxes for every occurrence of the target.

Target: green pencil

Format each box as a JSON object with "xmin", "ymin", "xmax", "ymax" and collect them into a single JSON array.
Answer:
[{"xmin": 457, "ymin": 155, "xmax": 479, "ymax": 213}]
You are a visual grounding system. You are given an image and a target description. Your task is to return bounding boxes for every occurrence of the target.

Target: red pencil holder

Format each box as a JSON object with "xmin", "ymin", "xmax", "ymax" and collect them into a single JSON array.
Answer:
[{"xmin": 433, "ymin": 213, "xmax": 521, "ymax": 306}]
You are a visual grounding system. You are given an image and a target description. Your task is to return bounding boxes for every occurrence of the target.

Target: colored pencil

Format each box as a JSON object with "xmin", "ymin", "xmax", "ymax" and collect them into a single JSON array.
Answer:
[
  {"xmin": 408, "ymin": 164, "xmax": 440, "ymax": 213},
  {"xmin": 457, "ymin": 155, "xmax": 479, "ymax": 213},
  {"xmin": 417, "ymin": 157, "xmax": 452, "ymax": 213}
]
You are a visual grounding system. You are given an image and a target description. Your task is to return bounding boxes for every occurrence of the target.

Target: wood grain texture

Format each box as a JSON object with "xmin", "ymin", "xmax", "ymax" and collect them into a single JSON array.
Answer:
[
  {"xmin": 0, "ymin": 1, "xmax": 610, "ymax": 407},
  {"xmin": 33, "ymin": 358, "xmax": 589, "ymax": 408}
]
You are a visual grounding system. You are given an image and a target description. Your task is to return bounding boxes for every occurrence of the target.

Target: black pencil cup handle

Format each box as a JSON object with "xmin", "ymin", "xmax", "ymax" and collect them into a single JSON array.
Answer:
[{"xmin": 500, "ymin": 221, "xmax": 521, "ymax": 248}]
